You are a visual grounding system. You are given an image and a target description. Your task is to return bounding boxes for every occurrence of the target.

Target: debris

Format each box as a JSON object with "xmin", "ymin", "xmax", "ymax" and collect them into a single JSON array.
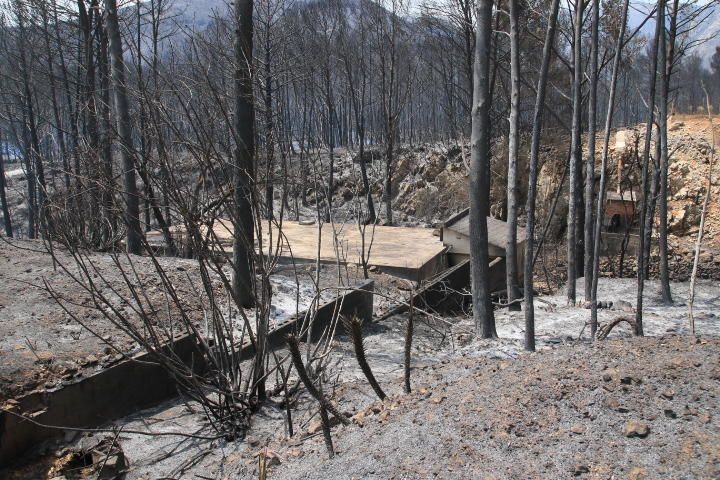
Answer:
[
  {"xmin": 571, "ymin": 464, "xmax": 590, "ymax": 476},
  {"xmin": 33, "ymin": 351, "xmax": 55, "ymax": 365},
  {"xmin": 629, "ymin": 467, "xmax": 649, "ymax": 480},
  {"xmin": 614, "ymin": 300, "xmax": 634, "ymax": 313},
  {"xmin": 570, "ymin": 424, "xmax": 586, "ymax": 435},
  {"xmin": 47, "ymin": 436, "xmax": 127, "ymax": 479},
  {"xmin": 623, "ymin": 420, "xmax": 650, "ymax": 438},
  {"xmin": 430, "ymin": 394, "xmax": 446, "ymax": 404},
  {"xmin": 81, "ymin": 355, "xmax": 98, "ymax": 367}
]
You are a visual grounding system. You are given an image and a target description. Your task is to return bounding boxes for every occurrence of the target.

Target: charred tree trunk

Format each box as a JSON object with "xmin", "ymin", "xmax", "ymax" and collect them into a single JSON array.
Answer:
[
  {"xmin": 325, "ymin": 68, "xmax": 335, "ymax": 223},
  {"xmin": 16, "ymin": 2, "xmax": 46, "ymax": 237},
  {"xmin": 524, "ymin": 0, "xmax": 561, "ymax": 351},
  {"xmin": 636, "ymin": 0, "xmax": 664, "ymax": 337},
  {"xmin": 470, "ymin": 0, "xmax": 496, "ymax": 338},
  {"xmin": 39, "ymin": 1, "xmax": 70, "ymax": 193},
  {"xmin": 83, "ymin": 0, "xmax": 102, "ymax": 225},
  {"xmin": 232, "ymin": 0, "xmax": 257, "ymax": 305},
  {"xmin": 590, "ymin": 0, "xmax": 630, "ymax": 338},
  {"xmin": 385, "ymin": 117, "xmax": 394, "ymax": 225},
  {"xmin": 264, "ymin": 28, "xmax": 274, "ymax": 221},
  {"xmin": 584, "ymin": 0, "xmax": 600, "ymax": 301},
  {"xmin": 105, "ymin": 0, "xmax": 142, "ymax": 254},
  {"xmin": 658, "ymin": 0, "xmax": 680, "ymax": 305},
  {"xmin": 567, "ymin": 0, "xmax": 585, "ymax": 305},
  {"xmin": 54, "ymin": 0, "xmax": 80, "ymax": 185},
  {"xmin": 99, "ymin": 21, "xmax": 116, "ymax": 231},
  {"xmin": 0, "ymin": 131, "xmax": 12, "ymax": 237},
  {"xmin": 505, "ymin": 0, "xmax": 521, "ymax": 311},
  {"xmin": 20, "ymin": 109, "xmax": 36, "ymax": 239},
  {"xmin": 340, "ymin": 20, "xmax": 375, "ymax": 224}
]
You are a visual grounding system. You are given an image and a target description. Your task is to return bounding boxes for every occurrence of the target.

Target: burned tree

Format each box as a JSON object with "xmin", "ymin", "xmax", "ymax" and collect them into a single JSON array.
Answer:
[
  {"xmin": 104, "ymin": 0, "xmax": 142, "ymax": 254},
  {"xmin": 505, "ymin": 0, "xmax": 521, "ymax": 311},
  {"xmin": 524, "ymin": 0, "xmax": 561, "ymax": 352},
  {"xmin": 232, "ymin": 0, "xmax": 257, "ymax": 309},
  {"xmin": 470, "ymin": 0, "xmax": 496, "ymax": 338},
  {"xmin": 636, "ymin": 0, "xmax": 664, "ymax": 337},
  {"xmin": 566, "ymin": 0, "xmax": 585, "ymax": 305}
]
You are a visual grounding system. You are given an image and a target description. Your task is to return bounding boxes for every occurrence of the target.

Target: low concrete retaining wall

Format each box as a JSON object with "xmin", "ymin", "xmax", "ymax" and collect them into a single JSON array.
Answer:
[
  {"xmin": 0, "ymin": 281, "xmax": 373, "ymax": 467},
  {"xmin": 383, "ymin": 257, "xmax": 505, "ymax": 317},
  {"xmin": 600, "ymin": 232, "xmax": 642, "ymax": 257}
]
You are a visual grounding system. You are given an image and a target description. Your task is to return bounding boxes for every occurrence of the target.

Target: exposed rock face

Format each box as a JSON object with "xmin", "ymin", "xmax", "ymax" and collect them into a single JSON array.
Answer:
[
  {"xmin": 355, "ymin": 144, "xmax": 471, "ymax": 224},
  {"xmin": 669, "ymin": 204, "xmax": 702, "ymax": 233},
  {"xmin": 329, "ymin": 117, "xmax": 719, "ymax": 285}
]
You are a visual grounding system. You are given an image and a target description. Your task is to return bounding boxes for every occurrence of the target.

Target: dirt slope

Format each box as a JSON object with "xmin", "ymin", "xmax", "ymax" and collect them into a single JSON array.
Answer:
[{"xmin": 270, "ymin": 336, "xmax": 720, "ymax": 479}]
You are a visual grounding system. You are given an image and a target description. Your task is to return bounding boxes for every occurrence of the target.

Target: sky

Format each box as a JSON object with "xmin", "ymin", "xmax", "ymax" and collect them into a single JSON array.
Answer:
[{"xmin": 0, "ymin": 0, "xmax": 717, "ymax": 64}]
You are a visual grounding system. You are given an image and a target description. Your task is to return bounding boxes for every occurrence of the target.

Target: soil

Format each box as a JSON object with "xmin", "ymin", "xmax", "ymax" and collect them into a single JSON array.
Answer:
[
  {"xmin": 268, "ymin": 335, "xmax": 720, "ymax": 480},
  {"xmin": 2, "ymin": 114, "xmax": 719, "ymax": 478},
  {"xmin": 5, "ymin": 277, "xmax": 717, "ymax": 479},
  {"xmin": 0, "ymin": 239, "xmax": 342, "ymax": 402},
  {"xmin": 0, "ymin": 238, "xmax": 150, "ymax": 401}
]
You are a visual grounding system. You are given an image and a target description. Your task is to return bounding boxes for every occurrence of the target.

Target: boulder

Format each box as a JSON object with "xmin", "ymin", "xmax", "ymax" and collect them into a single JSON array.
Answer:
[
  {"xmin": 623, "ymin": 420, "xmax": 650, "ymax": 438},
  {"xmin": 419, "ymin": 154, "xmax": 447, "ymax": 182},
  {"xmin": 669, "ymin": 204, "xmax": 701, "ymax": 233}
]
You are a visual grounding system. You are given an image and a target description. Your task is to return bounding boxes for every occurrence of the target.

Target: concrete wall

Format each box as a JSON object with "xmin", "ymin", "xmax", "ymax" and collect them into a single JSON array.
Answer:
[
  {"xmin": 392, "ymin": 256, "xmax": 506, "ymax": 316},
  {"xmin": 444, "ymin": 232, "xmax": 525, "ymax": 283},
  {"xmin": 0, "ymin": 281, "xmax": 373, "ymax": 467},
  {"xmin": 599, "ymin": 232, "xmax": 642, "ymax": 257}
]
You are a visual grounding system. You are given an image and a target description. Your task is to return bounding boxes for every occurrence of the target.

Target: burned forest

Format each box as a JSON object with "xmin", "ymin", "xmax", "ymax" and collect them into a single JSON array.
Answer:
[{"xmin": 0, "ymin": 0, "xmax": 720, "ymax": 478}]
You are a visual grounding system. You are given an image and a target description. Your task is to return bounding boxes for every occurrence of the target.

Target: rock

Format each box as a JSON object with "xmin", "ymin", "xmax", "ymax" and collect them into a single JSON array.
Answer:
[
  {"xmin": 571, "ymin": 464, "xmax": 590, "ymax": 476},
  {"xmin": 421, "ymin": 155, "xmax": 447, "ymax": 181},
  {"xmin": 307, "ymin": 419, "xmax": 323, "ymax": 434},
  {"xmin": 260, "ymin": 449, "xmax": 282, "ymax": 467},
  {"xmin": 81, "ymin": 355, "xmax": 98, "ymax": 367},
  {"xmin": 629, "ymin": 467, "xmax": 648, "ymax": 479},
  {"xmin": 307, "ymin": 412, "xmax": 346, "ymax": 434},
  {"xmin": 623, "ymin": 420, "xmax": 650, "ymax": 438},
  {"xmin": 341, "ymin": 187, "xmax": 353, "ymax": 201},
  {"xmin": 670, "ymin": 204, "xmax": 701, "ymax": 233},
  {"xmin": 570, "ymin": 423, "xmax": 586, "ymax": 435},
  {"xmin": 669, "ymin": 120, "xmax": 684, "ymax": 131},
  {"xmin": 352, "ymin": 410, "xmax": 366, "ymax": 427},
  {"xmin": 614, "ymin": 300, "xmax": 634, "ymax": 312},
  {"xmin": 430, "ymin": 393, "xmax": 446, "ymax": 404},
  {"xmin": 673, "ymin": 186, "xmax": 690, "ymax": 200},
  {"xmin": 33, "ymin": 351, "xmax": 54, "ymax": 364},
  {"xmin": 286, "ymin": 447, "xmax": 303, "ymax": 458}
]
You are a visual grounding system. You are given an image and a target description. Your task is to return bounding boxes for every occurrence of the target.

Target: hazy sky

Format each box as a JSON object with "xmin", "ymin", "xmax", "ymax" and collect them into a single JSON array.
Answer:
[{"xmin": 0, "ymin": 0, "xmax": 716, "ymax": 50}]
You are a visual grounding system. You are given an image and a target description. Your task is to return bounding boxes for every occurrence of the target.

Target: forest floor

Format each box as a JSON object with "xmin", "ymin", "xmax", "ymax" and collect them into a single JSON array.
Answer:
[
  {"xmin": 6, "ymin": 276, "xmax": 718, "ymax": 479},
  {"xmin": 1, "ymin": 114, "xmax": 719, "ymax": 478},
  {"xmin": 0, "ymin": 239, "xmax": 341, "ymax": 401},
  {"xmin": 268, "ymin": 335, "xmax": 720, "ymax": 480}
]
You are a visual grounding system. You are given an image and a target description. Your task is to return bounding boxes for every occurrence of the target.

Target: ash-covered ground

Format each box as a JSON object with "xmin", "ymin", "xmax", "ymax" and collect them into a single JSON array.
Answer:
[
  {"xmin": 8, "ymin": 277, "xmax": 717, "ymax": 480},
  {"xmin": 0, "ymin": 239, "xmax": 340, "ymax": 401}
]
